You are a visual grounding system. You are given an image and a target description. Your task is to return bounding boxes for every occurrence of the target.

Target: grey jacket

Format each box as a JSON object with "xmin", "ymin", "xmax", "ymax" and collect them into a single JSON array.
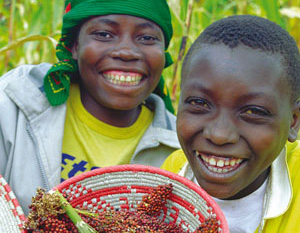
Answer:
[{"xmin": 0, "ymin": 63, "xmax": 180, "ymax": 215}]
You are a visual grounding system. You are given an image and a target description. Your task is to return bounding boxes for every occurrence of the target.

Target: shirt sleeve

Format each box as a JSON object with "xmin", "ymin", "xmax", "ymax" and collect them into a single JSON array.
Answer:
[{"xmin": 160, "ymin": 149, "xmax": 187, "ymax": 174}]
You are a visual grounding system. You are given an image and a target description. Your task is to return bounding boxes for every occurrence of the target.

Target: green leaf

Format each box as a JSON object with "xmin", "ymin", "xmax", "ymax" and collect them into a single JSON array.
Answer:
[{"xmin": 256, "ymin": 0, "xmax": 286, "ymax": 28}]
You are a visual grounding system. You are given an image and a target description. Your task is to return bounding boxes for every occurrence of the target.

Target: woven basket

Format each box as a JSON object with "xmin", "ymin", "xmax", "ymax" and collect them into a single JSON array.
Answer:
[
  {"xmin": 53, "ymin": 164, "xmax": 229, "ymax": 233},
  {"xmin": 0, "ymin": 175, "xmax": 26, "ymax": 233}
]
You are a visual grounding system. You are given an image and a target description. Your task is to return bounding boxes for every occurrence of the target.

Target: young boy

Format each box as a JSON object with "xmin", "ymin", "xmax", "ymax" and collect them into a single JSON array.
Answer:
[
  {"xmin": 162, "ymin": 15, "xmax": 300, "ymax": 233},
  {"xmin": 0, "ymin": 0, "xmax": 180, "ymax": 215}
]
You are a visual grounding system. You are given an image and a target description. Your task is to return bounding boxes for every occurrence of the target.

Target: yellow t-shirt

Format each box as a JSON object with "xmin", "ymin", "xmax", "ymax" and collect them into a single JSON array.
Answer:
[
  {"xmin": 161, "ymin": 141, "xmax": 300, "ymax": 233},
  {"xmin": 61, "ymin": 84, "xmax": 153, "ymax": 182}
]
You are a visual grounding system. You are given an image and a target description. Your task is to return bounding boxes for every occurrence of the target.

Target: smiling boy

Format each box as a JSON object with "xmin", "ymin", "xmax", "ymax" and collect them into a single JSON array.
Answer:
[
  {"xmin": 162, "ymin": 15, "xmax": 300, "ymax": 232},
  {"xmin": 0, "ymin": 0, "xmax": 180, "ymax": 215}
]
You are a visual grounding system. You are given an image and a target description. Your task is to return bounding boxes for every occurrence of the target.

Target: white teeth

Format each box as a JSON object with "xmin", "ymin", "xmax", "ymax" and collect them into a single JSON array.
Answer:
[
  {"xmin": 230, "ymin": 160, "xmax": 236, "ymax": 166},
  {"xmin": 103, "ymin": 72, "xmax": 142, "ymax": 86},
  {"xmin": 217, "ymin": 160, "xmax": 224, "ymax": 167},
  {"xmin": 197, "ymin": 151, "xmax": 244, "ymax": 173},
  {"xmin": 212, "ymin": 167, "xmax": 218, "ymax": 172},
  {"xmin": 209, "ymin": 158, "xmax": 216, "ymax": 166},
  {"xmin": 207, "ymin": 166, "xmax": 235, "ymax": 173}
]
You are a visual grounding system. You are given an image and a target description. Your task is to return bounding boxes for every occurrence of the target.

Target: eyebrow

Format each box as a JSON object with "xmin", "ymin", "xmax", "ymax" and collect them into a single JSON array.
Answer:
[
  {"xmin": 184, "ymin": 82, "xmax": 276, "ymax": 102},
  {"xmin": 183, "ymin": 82, "xmax": 210, "ymax": 96},
  {"xmin": 135, "ymin": 21, "xmax": 158, "ymax": 30},
  {"xmin": 93, "ymin": 17, "xmax": 160, "ymax": 31},
  {"xmin": 94, "ymin": 18, "xmax": 119, "ymax": 27},
  {"xmin": 238, "ymin": 92, "xmax": 276, "ymax": 104}
]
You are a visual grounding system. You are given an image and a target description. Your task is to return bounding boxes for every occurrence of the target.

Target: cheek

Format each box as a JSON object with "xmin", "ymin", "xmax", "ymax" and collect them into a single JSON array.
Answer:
[
  {"xmin": 146, "ymin": 48, "xmax": 165, "ymax": 75},
  {"xmin": 77, "ymin": 47, "xmax": 102, "ymax": 82},
  {"xmin": 78, "ymin": 45, "xmax": 98, "ymax": 64},
  {"xmin": 251, "ymin": 136, "xmax": 274, "ymax": 163},
  {"xmin": 176, "ymin": 112, "xmax": 198, "ymax": 147},
  {"xmin": 246, "ymin": 126, "xmax": 285, "ymax": 163},
  {"xmin": 252, "ymin": 128, "xmax": 275, "ymax": 147}
]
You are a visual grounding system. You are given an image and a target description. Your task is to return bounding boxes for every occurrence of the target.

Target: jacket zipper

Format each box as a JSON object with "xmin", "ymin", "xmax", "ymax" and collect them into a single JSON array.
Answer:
[{"xmin": 26, "ymin": 123, "xmax": 50, "ymax": 190}]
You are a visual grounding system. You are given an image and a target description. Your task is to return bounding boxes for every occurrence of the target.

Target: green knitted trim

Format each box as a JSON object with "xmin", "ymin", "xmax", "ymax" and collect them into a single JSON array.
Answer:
[
  {"xmin": 153, "ymin": 77, "xmax": 175, "ymax": 114},
  {"xmin": 43, "ymin": 63, "xmax": 77, "ymax": 106}
]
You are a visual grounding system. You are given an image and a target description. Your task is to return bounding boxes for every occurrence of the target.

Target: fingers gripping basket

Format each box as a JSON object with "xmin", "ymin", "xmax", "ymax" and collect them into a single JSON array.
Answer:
[
  {"xmin": 0, "ymin": 175, "xmax": 26, "ymax": 233},
  {"xmin": 53, "ymin": 164, "xmax": 229, "ymax": 233}
]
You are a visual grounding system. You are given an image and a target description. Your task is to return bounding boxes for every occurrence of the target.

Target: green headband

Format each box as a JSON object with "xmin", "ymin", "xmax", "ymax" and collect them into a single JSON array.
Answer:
[{"xmin": 43, "ymin": 0, "xmax": 174, "ymax": 113}]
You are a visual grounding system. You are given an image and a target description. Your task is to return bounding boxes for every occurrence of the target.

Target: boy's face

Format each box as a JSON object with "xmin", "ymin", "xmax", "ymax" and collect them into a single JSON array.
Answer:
[
  {"xmin": 178, "ymin": 44, "xmax": 300, "ymax": 199},
  {"xmin": 72, "ymin": 14, "xmax": 165, "ymax": 112}
]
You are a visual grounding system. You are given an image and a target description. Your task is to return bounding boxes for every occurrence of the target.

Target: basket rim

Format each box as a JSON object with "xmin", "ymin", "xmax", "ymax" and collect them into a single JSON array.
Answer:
[
  {"xmin": 53, "ymin": 164, "xmax": 229, "ymax": 232},
  {"xmin": 0, "ymin": 175, "xmax": 26, "ymax": 233}
]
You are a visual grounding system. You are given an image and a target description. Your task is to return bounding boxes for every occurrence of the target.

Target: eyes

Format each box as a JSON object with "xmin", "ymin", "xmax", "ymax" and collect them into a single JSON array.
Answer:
[
  {"xmin": 91, "ymin": 30, "xmax": 160, "ymax": 45},
  {"xmin": 139, "ymin": 35, "xmax": 159, "ymax": 44},
  {"xmin": 240, "ymin": 106, "xmax": 271, "ymax": 124},
  {"xmin": 184, "ymin": 97, "xmax": 272, "ymax": 123},
  {"xmin": 185, "ymin": 98, "xmax": 211, "ymax": 113},
  {"xmin": 243, "ymin": 108, "xmax": 270, "ymax": 117},
  {"xmin": 92, "ymin": 31, "xmax": 112, "ymax": 39}
]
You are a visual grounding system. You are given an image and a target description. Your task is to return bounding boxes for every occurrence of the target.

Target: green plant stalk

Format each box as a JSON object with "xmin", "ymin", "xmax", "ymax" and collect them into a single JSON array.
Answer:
[
  {"xmin": 53, "ymin": 190, "xmax": 97, "ymax": 233},
  {"xmin": 256, "ymin": 0, "xmax": 285, "ymax": 28},
  {"xmin": 0, "ymin": 35, "xmax": 57, "ymax": 55},
  {"xmin": 5, "ymin": 0, "xmax": 16, "ymax": 67},
  {"xmin": 9, "ymin": 0, "xmax": 16, "ymax": 43},
  {"xmin": 171, "ymin": 0, "xmax": 194, "ymax": 101}
]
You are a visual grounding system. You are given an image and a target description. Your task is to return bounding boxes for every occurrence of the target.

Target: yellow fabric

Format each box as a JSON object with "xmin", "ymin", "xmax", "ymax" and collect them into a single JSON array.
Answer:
[
  {"xmin": 257, "ymin": 141, "xmax": 300, "ymax": 233},
  {"xmin": 161, "ymin": 141, "xmax": 300, "ymax": 233},
  {"xmin": 160, "ymin": 149, "xmax": 187, "ymax": 174},
  {"xmin": 61, "ymin": 84, "xmax": 153, "ymax": 181}
]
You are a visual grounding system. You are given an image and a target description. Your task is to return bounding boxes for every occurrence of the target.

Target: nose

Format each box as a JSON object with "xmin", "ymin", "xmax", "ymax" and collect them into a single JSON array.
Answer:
[
  {"xmin": 203, "ymin": 113, "xmax": 239, "ymax": 145},
  {"xmin": 109, "ymin": 35, "xmax": 142, "ymax": 61}
]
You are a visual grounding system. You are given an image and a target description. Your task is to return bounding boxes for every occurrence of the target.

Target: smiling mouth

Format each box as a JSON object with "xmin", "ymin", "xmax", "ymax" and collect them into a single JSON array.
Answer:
[
  {"xmin": 103, "ymin": 71, "xmax": 143, "ymax": 86},
  {"xmin": 195, "ymin": 151, "xmax": 244, "ymax": 174}
]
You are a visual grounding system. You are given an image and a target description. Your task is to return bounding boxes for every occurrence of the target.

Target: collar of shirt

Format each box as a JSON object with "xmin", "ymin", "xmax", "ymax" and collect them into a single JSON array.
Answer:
[{"xmin": 178, "ymin": 146, "xmax": 292, "ymax": 231}]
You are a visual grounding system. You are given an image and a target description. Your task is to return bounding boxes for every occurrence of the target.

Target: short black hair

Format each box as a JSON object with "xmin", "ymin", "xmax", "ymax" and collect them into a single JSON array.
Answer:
[{"xmin": 183, "ymin": 15, "xmax": 300, "ymax": 102}]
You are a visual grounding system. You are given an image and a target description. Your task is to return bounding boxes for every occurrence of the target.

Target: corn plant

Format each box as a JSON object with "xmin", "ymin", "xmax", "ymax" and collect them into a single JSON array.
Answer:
[
  {"xmin": 164, "ymin": 0, "xmax": 300, "ymax": 110},
  {"xmin": 1, "ymin": 0, "xmax": 300, "ymax": 112},
  {"xmin": 0, "ymin": 0, "xmax": 63, "ymax": 74}
]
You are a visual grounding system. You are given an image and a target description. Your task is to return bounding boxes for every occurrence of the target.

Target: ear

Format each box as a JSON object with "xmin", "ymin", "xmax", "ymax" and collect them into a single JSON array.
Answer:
[
  {"xmin": 288, "ymin": 101, "xmax": 300, "ymax": 142},
  {"xmin": 71, "ymin": 41, "xmax": 79, "ymax": 60}
]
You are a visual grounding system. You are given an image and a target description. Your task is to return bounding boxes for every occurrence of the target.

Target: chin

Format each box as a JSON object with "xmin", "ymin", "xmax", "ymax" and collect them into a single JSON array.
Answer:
[
  {"xmin": 197, "ymin": 181, "xmax": 239, "ymax": 200},
  {"xmin": 206, "ymin": 190, "xmax": 232, "ymax": 199}
]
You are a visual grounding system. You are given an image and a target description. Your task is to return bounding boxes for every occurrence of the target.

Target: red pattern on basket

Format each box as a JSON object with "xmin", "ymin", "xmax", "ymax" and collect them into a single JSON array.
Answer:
[
  {"xmin": 0, "ymin": 175, "xmax": 26, "ymax": 232},
  {"xmin": 52, "ymin": 165, "xmax": 228, "ymax": 232},
  {"xmin": 60, "ymin": 182, "xmax": 213, "ymax": 233}
]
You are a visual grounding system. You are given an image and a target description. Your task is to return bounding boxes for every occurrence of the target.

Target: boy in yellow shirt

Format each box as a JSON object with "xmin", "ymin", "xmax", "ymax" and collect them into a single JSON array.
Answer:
[{"xmin": 162, "ymin": 15, "xmax": 300, "ymax": 232}]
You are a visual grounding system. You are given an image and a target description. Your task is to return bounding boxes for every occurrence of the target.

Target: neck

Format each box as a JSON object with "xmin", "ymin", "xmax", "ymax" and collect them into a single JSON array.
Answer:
[
  {"xmin": 80, "ymin": 91, "xmax": 142, "ymax": 128},
  {"xmin": 225, "ymin": 167, "xmax": 270, "ymax": 200}
]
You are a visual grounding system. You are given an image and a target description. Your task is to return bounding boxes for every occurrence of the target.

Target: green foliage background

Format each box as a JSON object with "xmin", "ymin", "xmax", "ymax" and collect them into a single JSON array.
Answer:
[{"xmin": 1, "ymin": 0, "xmax": 300, "ymax": 112}]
